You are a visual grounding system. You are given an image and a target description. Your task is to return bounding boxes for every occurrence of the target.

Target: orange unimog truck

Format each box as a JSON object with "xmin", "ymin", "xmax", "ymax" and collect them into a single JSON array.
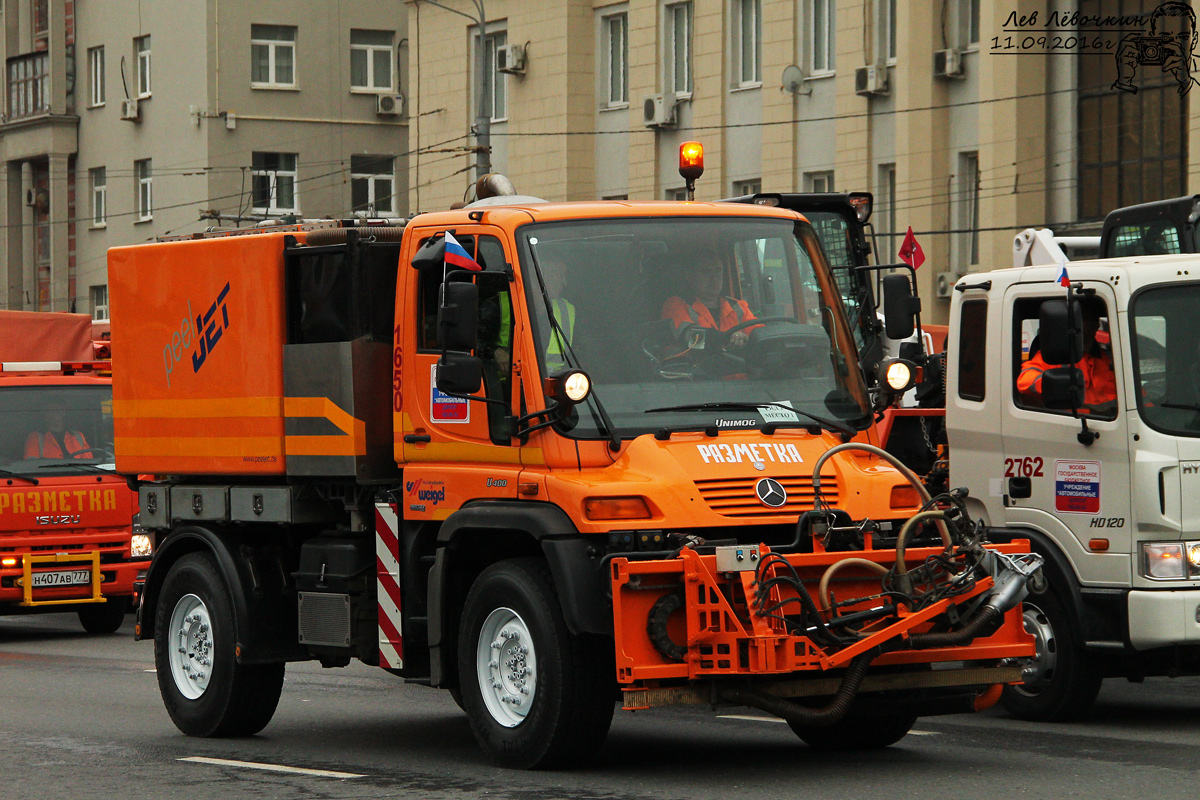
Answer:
[
  {"xmin": 0, "ymin": 310, "xmax": 148, "ymax": 633},
  {"xmin": 111, "ymin": 189, "xmax": 1040, "ymax": 768}
]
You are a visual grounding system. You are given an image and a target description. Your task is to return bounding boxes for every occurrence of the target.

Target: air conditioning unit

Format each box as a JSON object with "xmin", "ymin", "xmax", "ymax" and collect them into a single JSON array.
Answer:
[
  {"xmin": 120, "ymin": 98, "xmax": 140, "ymax": 121},
  {"xmin": 934, "ymin": 49, "xmax": 965, "ymax": 79},
  {"xmin": 854, "ymin": 65, "xmax": 889, "ymax": 96},
  {"xmin": 496, "ymin": 43, "xmax": 526, "ymax": 75},
  {"xmin": 935, "ymin": 272, "xmax": 957, "ymax": 298},
  {"xmin": 642, "ymin": 93, "xmax": 678, "ymax": 128},
  {"xmin": 376, "ymin": 93, "xmax": 404, "ymax": 117},
  {"xmin": 24, "ymin": 188, "xmax": 48, "ymax": 211}
]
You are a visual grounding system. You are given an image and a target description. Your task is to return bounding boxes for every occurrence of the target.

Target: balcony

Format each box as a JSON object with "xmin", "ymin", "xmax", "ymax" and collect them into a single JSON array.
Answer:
[{"xmin": 7, "ymin": 52, "xmax": 49, "ymax": 120}]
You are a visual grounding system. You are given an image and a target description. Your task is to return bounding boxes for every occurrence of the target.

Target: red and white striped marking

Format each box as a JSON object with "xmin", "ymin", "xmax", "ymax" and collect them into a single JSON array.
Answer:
[{"xmin": 375, "ymin": 501, "xmax": 403, "ymax": 669}]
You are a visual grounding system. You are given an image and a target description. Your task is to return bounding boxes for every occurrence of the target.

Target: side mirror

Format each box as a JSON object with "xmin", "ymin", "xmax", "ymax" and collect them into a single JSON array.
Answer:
[
  {"xmin": 436, "ymin": 352, "xmax": 482, "ymax": 395},
  {"xmin": 1041, "ymin": 366, "xmax": 1084, "ymax": 409},
  {"xmin": 882, "ymin": 273, "xmax": 920, "ymax": 340},
  {"xmin": 1038, "ymin": 299, "xmax": 1083, "ymax": 365},
  {"xmin": 438, "ymin": 281, "xmax": 478, "ymax": 352},
  {"xmin": 411, "ymin": 235, "xmax": 446, "ymax": 271}
]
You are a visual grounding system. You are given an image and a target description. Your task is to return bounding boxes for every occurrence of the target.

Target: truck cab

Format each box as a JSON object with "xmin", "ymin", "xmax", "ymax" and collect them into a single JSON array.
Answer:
[{"xmin": 946, "ymin": 258, "xmax": 1200, "ymax": 719}]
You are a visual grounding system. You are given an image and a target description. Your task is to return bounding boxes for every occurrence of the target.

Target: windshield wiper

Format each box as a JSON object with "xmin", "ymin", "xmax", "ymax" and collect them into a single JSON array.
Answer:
[
  {"xmin": 1160, "ymin": 402, "xmax": 1200, "ymax": 412},
  {"xmin": 0, "ymin": 468, "xmax": 38, "ymax": 485},
  {"xmin": 644, "ymin": 401, "xmax": 854, "ymax": 437},
  {"xmin": 37, "ymin": 462, "xmax": 114, "ymax": 475}
]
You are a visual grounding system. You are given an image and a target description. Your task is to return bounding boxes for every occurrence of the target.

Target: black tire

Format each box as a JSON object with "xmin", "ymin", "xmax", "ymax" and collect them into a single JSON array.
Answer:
[
  {"xmin": 788, "ymin": 712, "xmax": 917, "ymax": 750},
  {"xmin": 154, "ymin": 552, "xmax": 285, "ymax": 737},
  {"xmin": 78, "ymin": 597, "xmax": 128, "ymax": 634},
  {"xmin": 458, "ymin": 558, "xmax": 615, "ymax": 769},
  {"xmin": 1000, "ymin": 588, "xmax": 1102, "ymax": 721}
]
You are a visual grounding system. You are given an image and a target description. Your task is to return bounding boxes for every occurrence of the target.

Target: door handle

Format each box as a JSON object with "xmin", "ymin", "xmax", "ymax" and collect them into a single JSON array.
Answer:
[{"xmin": 404, "ymin": 434, "xmax": 432, "ymax": 444}]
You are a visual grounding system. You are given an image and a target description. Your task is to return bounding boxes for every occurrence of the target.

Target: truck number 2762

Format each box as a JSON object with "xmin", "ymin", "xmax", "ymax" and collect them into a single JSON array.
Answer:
[{"xmin": 1004, "ymin": 457, "xmax": 1044, "ymax": 478}]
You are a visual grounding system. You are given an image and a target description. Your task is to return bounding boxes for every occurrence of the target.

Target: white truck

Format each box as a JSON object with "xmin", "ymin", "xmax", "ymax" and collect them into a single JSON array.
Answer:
[{"xmin": 928, "ymin": 256, "xmax": 1200, "ymax": 720}]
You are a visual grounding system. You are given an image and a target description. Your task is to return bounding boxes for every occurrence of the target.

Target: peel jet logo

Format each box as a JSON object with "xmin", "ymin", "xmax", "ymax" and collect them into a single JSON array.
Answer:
[{"xmin": 162, "ymin": 282, "xmax": 231, "ymax": 387}]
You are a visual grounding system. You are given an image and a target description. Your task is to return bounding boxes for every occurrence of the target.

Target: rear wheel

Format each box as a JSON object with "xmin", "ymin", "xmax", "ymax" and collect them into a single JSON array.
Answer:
[
  {"xmin": 1000, "ymin": 588, "xmax": 1102, "ymax": 721},
  {"xmin": 154, "ymin": 552, "xmax": 285, "ymax": 737},
  {"xmin": 458, "ymin": 558, "xmax": 614, "ymax": 769},
  {"xmin": 788, "ymin": 712, "xmax": 917, "ymax": 750},
  {"xmin": 78, "ymin": 597, "xmax": 128, "ymax": 634}
]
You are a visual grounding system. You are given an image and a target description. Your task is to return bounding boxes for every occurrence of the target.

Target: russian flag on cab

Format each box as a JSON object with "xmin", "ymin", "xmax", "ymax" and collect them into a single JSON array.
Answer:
[
  {"xmin": 1058, "ymin": 265, "xmax": 1070, "ymax": 287},
  {"xmin": 444, "ymin": 232, "xmax": 482, "ymax": 272}
]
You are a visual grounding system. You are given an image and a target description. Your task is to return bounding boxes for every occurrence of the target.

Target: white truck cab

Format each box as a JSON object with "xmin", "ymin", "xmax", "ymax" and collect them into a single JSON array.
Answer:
[{"xmin": 946, "ymin": 256, "xmax": 1200, "ymax": 720}]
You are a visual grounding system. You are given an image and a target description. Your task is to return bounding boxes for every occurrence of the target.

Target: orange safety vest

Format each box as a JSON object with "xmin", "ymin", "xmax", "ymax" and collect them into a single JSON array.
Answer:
[
  {"xmin": 24, "ymin": 430, "xmax": 92, "ymax": 459},
  {"xmin": 662, "ymin": 296, "xmax": 758, "ymax": 332},
  {"xmin": 1017, "ymin": 350, "xmax": 1116, "ymax": 411}
]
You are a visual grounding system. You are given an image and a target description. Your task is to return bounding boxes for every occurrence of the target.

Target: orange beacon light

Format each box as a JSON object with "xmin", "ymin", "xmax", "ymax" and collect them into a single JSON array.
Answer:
[{"xmin": 678, "ymin": 141, "xmax": 704, "ymax": 199}]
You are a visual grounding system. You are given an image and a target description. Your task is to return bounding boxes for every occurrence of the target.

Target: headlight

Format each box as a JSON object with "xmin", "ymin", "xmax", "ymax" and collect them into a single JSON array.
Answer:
[
  {"xmin": 131, "ymin": 533, "xmax": 154, "ymax": 559},
  {"xmin": 1139, "ymin": 541, "xmax": 1200, "ymax": 580},
  {"xmin": 879, "ymin": 358, "xmax": 916, "ymax": 392},
  {"xmin": 563, "ymin": 371, "xmax": 591, "ymax": 403}
]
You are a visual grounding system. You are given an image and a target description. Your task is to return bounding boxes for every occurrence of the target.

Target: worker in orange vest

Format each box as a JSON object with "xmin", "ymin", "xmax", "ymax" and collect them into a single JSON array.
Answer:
[
  {"xmin": 1018, "ymin": 297, "xmax": 1117, "ymax": 415},
  {"xmin": 24, "ymin": 402, "xmax": 93, "ymax": 459},
  {"xmin": 661, "ymin": 251, "xmax": 759, "ymax": 347}
]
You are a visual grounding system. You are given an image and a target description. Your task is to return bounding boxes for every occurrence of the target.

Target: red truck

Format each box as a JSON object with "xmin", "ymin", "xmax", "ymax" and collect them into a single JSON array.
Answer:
[{"xmin": 0, "ymin": 310, "xmax": 147, "ymax": 632}]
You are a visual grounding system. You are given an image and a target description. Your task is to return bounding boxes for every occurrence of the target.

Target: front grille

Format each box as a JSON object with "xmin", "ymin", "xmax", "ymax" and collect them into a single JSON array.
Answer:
[{"xmin": 695, "ymin": 475, "xmax": 841, "ymax": 518}]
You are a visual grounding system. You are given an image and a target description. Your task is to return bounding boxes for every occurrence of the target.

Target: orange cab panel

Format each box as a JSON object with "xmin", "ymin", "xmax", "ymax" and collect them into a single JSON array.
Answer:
[{"xmin": 109, "ymin": 233, "xmax": 293, "ymax": 475}]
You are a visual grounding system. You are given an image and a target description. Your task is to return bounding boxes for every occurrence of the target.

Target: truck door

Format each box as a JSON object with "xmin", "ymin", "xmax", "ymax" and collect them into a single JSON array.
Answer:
[
  {"xmin": 999, "ymin": 282, "xmax": 1131, "ymax": 587},
  {"xmin": 399, "ymin": 226, "xmax": 520, "ymax": 519}
]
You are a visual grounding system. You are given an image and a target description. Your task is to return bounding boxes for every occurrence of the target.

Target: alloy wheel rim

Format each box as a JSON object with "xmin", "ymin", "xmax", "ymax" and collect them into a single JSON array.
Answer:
[{"xmin": 475, "ymin": 607, "xmax": 537, "ymax": 727}]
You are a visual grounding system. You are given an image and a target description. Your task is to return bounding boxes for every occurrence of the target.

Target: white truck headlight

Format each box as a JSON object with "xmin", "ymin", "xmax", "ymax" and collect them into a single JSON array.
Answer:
[
  {"xmin": 1139, "ymin": 541, "xmax": 1200, "ymax": 580},
  {"xmin": 131, "ymin": 532, "xmax": 154, "ymax": 558}
]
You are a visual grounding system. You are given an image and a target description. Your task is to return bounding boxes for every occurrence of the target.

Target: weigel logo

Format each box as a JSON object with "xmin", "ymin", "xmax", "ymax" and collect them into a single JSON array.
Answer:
[{"xmin": 406, "ymin": 479, "xmax": 446, "ymax": 505}]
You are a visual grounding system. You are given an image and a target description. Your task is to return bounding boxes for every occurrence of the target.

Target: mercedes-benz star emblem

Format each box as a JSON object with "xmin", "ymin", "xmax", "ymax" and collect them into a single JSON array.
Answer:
[{"xmin": 754, "ymin": 478, "xmax": 787, "ymax": 508}]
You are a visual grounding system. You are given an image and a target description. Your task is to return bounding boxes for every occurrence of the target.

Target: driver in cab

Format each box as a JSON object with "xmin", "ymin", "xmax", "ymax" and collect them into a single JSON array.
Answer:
[
  {"xmin": 24, "ymin": 400, "xmax": 93, "ymax": 459},
  {"xmin": 661, "ymin": 250, "xmax": 758, "ymax": 346}
]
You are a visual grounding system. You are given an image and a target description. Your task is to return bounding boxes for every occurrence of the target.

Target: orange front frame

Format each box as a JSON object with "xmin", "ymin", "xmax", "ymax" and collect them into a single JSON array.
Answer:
[{"xmin": 611, "ymin": 542, "xmax": 1035, "ymax": 684}]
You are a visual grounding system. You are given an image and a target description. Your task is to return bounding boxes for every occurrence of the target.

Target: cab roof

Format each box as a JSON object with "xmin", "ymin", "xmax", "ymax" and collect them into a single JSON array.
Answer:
[{"xmin": 411, "ymin": 200, "xmax": 808, "ymax": 228}]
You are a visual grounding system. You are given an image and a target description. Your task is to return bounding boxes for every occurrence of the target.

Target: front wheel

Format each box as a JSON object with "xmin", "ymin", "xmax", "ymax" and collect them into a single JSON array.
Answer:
[
  {"xmin": 1000, "ymin": 589, "xmax": 1102, "ymax": 721},
  {"xmin": 78, "ymin": 596, "xmax": 128, "ymax": 634},
  {"xmin": 458, "ymin": 558, "xmax": 614, "ymax": 769},
  {"xmin": 788, "ymin": 711, "xmax": 917, "ymax": 750},
  {"xmin": 154, "ymin": 552, "xmax": 285, "ymax": 737}
]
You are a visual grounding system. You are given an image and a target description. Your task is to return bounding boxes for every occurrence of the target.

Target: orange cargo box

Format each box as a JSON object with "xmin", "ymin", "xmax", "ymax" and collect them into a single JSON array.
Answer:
[{"xmin": 109, "ymin": 233, "xmax": 290, "ymax": 475}]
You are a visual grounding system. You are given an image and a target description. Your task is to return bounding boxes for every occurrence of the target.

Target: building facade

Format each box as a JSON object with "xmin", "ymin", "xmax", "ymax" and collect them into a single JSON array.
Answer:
[
  {"xmin": 1, "ymin": 0, "xmax": 410, "ymax": 316},
  {"xmin": 407, "ymin": 0, "xmax": 1197, "ymax": 322}
]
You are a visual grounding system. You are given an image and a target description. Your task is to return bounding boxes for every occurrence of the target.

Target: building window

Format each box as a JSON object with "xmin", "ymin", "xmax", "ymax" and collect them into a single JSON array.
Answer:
[
  {"xmin": 134, "ymin": 36, "xmax": 151, "ymax": 98},
  {"xmin": 666, "ymin": 2, "xmax": 692, "ymax": 95},
  {"xmin": 33, "ymin": 0, "xmax": 47, "ymax": 38},
  {"xmin": 350, "ymin": 29, "xmax": 393, "ymax": 91},
  {"xmin": 135, "ymin": 159, "xmax": 152, "ymax": 221},
  {"xmin": 476, "ymin": 29, "xmax": 508, "ymax": 122},
  {"xmin": 735, "ymin": 0, "xmax": 761, "ymax": 86},
  {"xmin": 666, "ymin": 187, "xmax": 688, "ymax": 201},
  {"xmin": 90, "ymin": 285, "xmax": 109, "ymax": 321},
  {"xmin": 732, "ymin": 178, "xmax": 762, "ymax": 196},
  {"xmin": 351, "ymin": 155, "xmax": 395, "ymax": 215},
  {"xmin": 958, "ymin": 152, "xmax": 979, "ymax": 267},
  {"xmin": 811, "ymin": 0, "xmax": 836, "ymax": 73},
  {"xmin": 879, "ymin": 0, "xmax": 897, "ymax": 63},
  {"xmin": 88, "ymin": 46, "xmax": 105, "ymax": 107},
  {"xmin": 959, "ymin": 0, "xmax": 980, "ymax": 47},
  {"xmin": 1076, "ymin": 0, "xmax": 1185, "ymax": 220},
  {"xmin": 251, "ymin": 24, "xmax": 296, "ymax": 88},
  {"xmin": 252, "ymin": 152, "xmax": 297, "ymax": 214},
  {"xmin": 604, "ymin": 13, "xmax": 628, "ymax": 106},
  {"xmin": 804, "ymin": 171, "xmax": 834, "ymax": 193},
  {"xmin": 877, "ymin": 163, "xmax": 897, "ymax": 261},
  {"xmin": 7, "ymin": 52, "xmax": 48, "ymax": 118},
  {"xmin": 89, "ymin": 167, "xmax": 106, "ymax": 227}
]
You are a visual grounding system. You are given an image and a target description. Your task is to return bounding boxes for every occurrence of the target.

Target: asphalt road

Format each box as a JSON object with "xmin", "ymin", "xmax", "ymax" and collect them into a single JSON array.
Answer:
[{"xmin": 3, "ymin": 612, "xmax": 1200, "ymax": 800}]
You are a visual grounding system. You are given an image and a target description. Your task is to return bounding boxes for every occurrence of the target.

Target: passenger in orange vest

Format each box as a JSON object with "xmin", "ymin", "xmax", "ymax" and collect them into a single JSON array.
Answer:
[
  {"xmin": 24, "ymin": 402, "xmax": 93, "ymax": 459},
  {"xmin": 1018, "ymin": 298, "xmax": 1117, "ymax": 416},
  {"xmin": 661, "ymin": 252, "xmax": 758, "ymax": 347}
]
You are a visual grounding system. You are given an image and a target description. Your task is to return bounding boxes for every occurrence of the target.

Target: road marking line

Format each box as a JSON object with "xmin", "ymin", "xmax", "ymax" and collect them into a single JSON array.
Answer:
[
  {"xmin": 178, "ymin": 756, "xmax": 365, "ymax": 779},
  {"xmin": 907, "ymin": 730, "xmax": 939, "ymax": 736},
  {"xmin": 143, "ymin": 669, "xmax": 156, "ymax": 673},
  {"xmin": 718, "ymin": 714, "xmax": 787, "ymax": 724}
]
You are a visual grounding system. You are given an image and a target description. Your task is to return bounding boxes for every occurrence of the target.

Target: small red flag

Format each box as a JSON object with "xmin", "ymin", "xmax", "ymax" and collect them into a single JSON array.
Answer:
[{"xmin": 898, "ymin": 226, "xmax": 925, "ymax": 269}]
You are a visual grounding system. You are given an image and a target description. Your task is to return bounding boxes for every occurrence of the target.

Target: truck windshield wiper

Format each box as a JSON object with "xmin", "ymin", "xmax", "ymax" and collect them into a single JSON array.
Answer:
[
  {"xmin": 37, "ymin": 462, "xmax": 114, "ymax": 475},
  {"xmin": 0, "ymin": 468, "xmax": 38, "ymax": 485},
  {"xmin": 644, "ymin": 402, "xmax": 854, "ymax": 437}
]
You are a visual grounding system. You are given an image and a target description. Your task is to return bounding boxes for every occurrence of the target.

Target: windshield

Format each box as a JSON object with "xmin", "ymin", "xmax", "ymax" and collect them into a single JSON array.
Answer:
[
  {"xmin": 518, "ymin": 216, "xmax": 870, "ymax": 439},
  {"xmin": 1130, "ymin": 283, "xmax": 1200, "ymax": 436},
  {"xmin": 0, "ymin": 385, "xmax": 114, "ymax": 475},
  {"xmin": 802, "ymin": 209, "xmax": 871, "ymax": 349}
]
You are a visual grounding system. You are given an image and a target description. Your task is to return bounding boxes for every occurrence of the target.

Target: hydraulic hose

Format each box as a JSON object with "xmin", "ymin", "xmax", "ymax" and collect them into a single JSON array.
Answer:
[
  {"xmin": 817, "ymin": 557, "xmax": 890, "ymax": 613},
  {"xmin": 907, "ymin": 604, "xmax": 1002, "ymax": 649},
  {"xmin": 893, "ymin": 510, "xmax": 953, "ymax": 576},
  {"xmin": 720, "ymin": 652, "xmax": 873, "ymax": 726},
  {"xmin": 809, "ymin": 442, "xmax": 949, "ymax": 542}
]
